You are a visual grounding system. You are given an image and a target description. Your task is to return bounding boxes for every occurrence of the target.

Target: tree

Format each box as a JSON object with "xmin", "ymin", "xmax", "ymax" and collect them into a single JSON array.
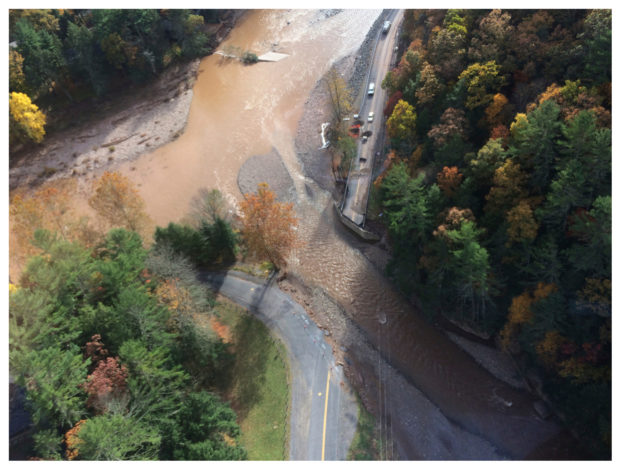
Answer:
[
  {"xmin": 179, "ymin": 13, "xmax": 210, "ymax": 58},
  {"xmin": 509, "ymin": 99, "xmax": 562, "ymax": 189},
  {"xmin": 443, "ymin": 219, "xmax": 490, "ymax": 320},
  {"xmin": 9, "ymin": 180, "xmax": 77, "ymax": 264},
  {"xmin": 186, "ymin": 188, "xmax": 230, "ymax": 227},
  {"xmin": 9, "ymin": 91, "xmax": 46, "ymax": 144},
  {"xmin": 383, "ymin": 90, "xmax": 403, "ymax": 118},
  {"xmin": 558, "ymin": 110, "xmax": 611, "ymax": 197},
  {"xmin": 381, "ymin": 162, "xmax": 431, "ymax": 247},
  {"xmin": 65, "ymin": 21, "xmax": 107, "ymax": 96},
  {"xmin": 485, "ymin": 159, "xmax": 528, "ymax": 216},
  {"xmin": 82, "ymin": 356, "xmax": 129, "ymax": 413},
  {"xmin": 10, "ymin": 9, "xmax": 60, "ymax": 34},
  {"xmin": 428, "ymin": 25, "xmax": 467, "ymax": 81},
  {"xmin": 427, "ymin": 107, "xmax": 467, "ymax": 148},
  {"xmin": 100, "ymin": 32, "xmax": 134, "ymax": 70},
  {"xmin": 468, "ymin": 9, "xmax": 514, "ymax": 65},
  {"xmin": 466, "ymin": 138, "xmax": 507, "ymax": 189},
  {"xmin": 89, "ymin": 171, "xmax": 152, "ymax": 235},
  {"xmin": 484, "ymin": 93, "xmax": 509, "ymax": 127},
  {"xmin": 414, "ymin": 62, "xmax": 443, "ymax": 105},
  {"xmin": 579, "ymin": 10, "xmax": 611, "ymax": 84},
  {"xmin": 564, "ymin": 196, "xmax": 611, "ymax": 278},
  {"xmin": 506, "ymin": 200, "xmax": 539, "ymax": 245},
  {"xmin": 436, "ymin": 166, "xmax": 463, "ymax": 198},
  {"xmin": 14, "ymin": 18, "xmax": 67, "ymax": 96},
  {"xmin": 324, "ymin": 66, "xmax": 352, "ymax": 121},
  {"xmin": 458, "ymin": 61, "xmax": 506, "ymax": 110},
  {"xmin": 74, "ymin": 413, "xmax": 161, "ymax": 460},
  {"xmin": 386, "ymin": 99, "xmax": 417, "ymax": 147},
  {"xmin": 10, "ymin": 231, "xmax": 95, "ymax": 358},
  {"xmin": 9, "ymin": 50, "xmax": 26, "ymax": 92},
  {"xmin": 239, "ymin": 183, "xmax": 298, "ymax": 270},
  {"xmin": 16, "ymin": 344, "xmax": 89, "ymax": 429},
  {"xmin": 119, "ymin": 339, "xmax": 188, "ymax": 422},
  {"xmin": 154, "ymin": 219, "xmax": 237, "ymax": 267},
  {"xmin": 161, "ymin": 391, "xmax": 246, "ymax": 460}
]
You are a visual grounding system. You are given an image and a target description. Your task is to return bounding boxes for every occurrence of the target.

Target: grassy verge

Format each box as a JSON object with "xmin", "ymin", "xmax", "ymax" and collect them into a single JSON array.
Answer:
[
  {"xmin": 215, "ymin": 298, "xmax": 290, "ymax": 460},
  {"xmin": 347, "ymin": 394, "xmax": 380, "ymax": 460}
]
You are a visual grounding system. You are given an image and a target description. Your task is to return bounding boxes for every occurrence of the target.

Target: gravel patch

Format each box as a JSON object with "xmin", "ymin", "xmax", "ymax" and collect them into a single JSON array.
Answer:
[{"xmin": 237, "ymin": 148, "xmax": 296, "ymax": 202}]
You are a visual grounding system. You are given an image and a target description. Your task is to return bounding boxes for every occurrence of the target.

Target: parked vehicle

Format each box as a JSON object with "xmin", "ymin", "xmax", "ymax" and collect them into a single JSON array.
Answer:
[
  {"xmin": 367, "ymin": 111, "xmax": 374, "ymax": 122},
  {"xmin": 368, "ymin": 82, "xmax": 375, "ymax": 95}
]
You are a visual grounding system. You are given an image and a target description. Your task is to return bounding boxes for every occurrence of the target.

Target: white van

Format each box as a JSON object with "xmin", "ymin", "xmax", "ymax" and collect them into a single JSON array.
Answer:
[{"xmin": 368, "ymin": 82, "xmax": 375, "ymax": 95}]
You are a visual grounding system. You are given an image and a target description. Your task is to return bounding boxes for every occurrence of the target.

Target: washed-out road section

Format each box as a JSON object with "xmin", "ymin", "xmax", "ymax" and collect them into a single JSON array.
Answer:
[{"xmin": 200, "ymin": 271, "xmax": 358, "ymax": 460}]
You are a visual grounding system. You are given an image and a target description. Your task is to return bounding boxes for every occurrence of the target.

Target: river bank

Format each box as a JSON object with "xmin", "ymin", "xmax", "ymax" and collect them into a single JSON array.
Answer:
[{"xmin": 10, "ymin": 60, "xmax": 198, "ymax": 192}]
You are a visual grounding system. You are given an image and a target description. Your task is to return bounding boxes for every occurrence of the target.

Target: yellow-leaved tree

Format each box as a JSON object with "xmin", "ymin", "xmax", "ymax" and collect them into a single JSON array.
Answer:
[
  {"xmin": 88, "ymin": 171, "xmax": 152, "ymax": 237},
  {"xmin": 239, "ymin": 183, "xmax": 298, "ymax": 270},
  {"xmin": 9, "ymin": 92, "xmax": 46, "ymax": 144}
]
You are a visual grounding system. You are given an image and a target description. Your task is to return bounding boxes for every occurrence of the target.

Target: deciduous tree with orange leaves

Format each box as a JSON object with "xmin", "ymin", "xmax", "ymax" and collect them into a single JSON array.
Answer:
[
  {"xmin": 89, "ymin": 171, "xmax": 152, "ymax": 236},
  {"xmin": 436, "ymin": 166, "xmax": 463, "ymax": 198},
  {"xmin": 239, "ymin": 183, "xmax": 298, "ymax": 270}
]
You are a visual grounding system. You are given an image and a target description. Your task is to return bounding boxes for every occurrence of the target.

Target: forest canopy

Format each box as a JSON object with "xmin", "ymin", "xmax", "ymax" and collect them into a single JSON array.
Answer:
[{"xmin": 376, "ymin": 9, "xmax": 611, "ymax": 458}]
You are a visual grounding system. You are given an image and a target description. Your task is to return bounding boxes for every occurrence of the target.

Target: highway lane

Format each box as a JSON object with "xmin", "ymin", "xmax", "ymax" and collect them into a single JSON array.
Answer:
[
  {"xmin": 199, "ymin": 271, "xmax": 358, "ymax": 460},
  {"xmin": 342, "ymin": 9, "xmax": 404, "ymax": 225}
]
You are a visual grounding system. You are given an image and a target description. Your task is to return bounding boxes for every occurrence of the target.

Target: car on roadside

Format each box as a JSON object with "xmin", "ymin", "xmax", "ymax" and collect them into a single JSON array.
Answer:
[
  {"xmin": 382, "ymin": 20, "xmax": 391, "ymax": 33},
  {"xmin": 368, "ymin": 82, "xmax": 375, "ymax": 95},
  {"xmin": 367, "ymin": 111, "xmax": 374, "ymax": 122}
]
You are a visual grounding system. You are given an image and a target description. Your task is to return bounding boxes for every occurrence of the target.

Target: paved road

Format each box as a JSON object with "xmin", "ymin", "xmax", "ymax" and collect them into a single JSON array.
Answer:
[
  {"xmin": 342, "ymin": 9, "xmax": 403, "ymax": 225},
  {"xmin": 199, "ymin": 271, "xmax": 358, "ymax": 460}
]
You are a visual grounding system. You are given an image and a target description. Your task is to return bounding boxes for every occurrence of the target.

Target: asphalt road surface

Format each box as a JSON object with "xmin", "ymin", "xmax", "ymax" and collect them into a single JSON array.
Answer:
[
  {"xmin": 199, "ymin": 271, "xmax": 358, "ymax": 460},
  {"xmin": 342, "ymin": 9, "xmax": 403, "ymax": 225}
]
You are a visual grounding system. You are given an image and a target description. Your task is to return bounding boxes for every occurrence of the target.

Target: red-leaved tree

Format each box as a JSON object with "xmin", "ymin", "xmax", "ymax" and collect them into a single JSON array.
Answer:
[{"xmin": 82, "ymin": 356, "xmax": 128, "ymax": 413}]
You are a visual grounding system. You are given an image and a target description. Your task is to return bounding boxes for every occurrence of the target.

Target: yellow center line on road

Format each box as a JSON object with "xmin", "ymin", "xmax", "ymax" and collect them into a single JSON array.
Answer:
[{"xmin": 321, "ymin": 369, "xmax": 331, "ymax": 461}]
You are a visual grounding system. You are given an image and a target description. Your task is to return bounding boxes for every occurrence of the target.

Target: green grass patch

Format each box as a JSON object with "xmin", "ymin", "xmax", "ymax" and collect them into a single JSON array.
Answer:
[
  {"xmin": 215, "ymin": 298, "xmax": 290, "ymax": 460},
  {"xmin": 347, "ymin": 394, "xmax": 379, "ymax": 460}
]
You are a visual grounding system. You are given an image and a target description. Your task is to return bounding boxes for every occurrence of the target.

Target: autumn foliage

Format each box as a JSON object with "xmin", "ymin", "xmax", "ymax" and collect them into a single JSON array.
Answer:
[
  {"xmin": 239, "ymin": 183, "xmax": 298, "ymax": 270},
  {"xmin": 82, "ymin": 356, "xmax": 129, "ymax": 413},
  {"xmin": 65, "ymin": 419, "xmax": 87, "ymax": 460},
  {"xmin": 9, "ymin": 91, "xmax": 46, "ymax": 144},
  {"xmin": 89, "ymin": 171, "xmax": 152, "ymax": 236},
  {"xmin": 9, "ymin": 179, "xmax": 80, "ymax": 270},
  {"xmin": 436, "ymin": 166, "xmax": 463, "ymax": 198}
]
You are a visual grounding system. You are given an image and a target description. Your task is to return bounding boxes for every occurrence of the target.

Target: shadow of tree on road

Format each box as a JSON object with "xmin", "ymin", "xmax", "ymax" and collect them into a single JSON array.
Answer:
[{"xmin": 228, "ymin": 315, "xmax": 271, "ymax": 421}]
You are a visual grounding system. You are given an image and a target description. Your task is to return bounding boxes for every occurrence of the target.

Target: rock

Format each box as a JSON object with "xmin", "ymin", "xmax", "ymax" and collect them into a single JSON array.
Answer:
[{"xmin": 533, "ymin": 400, "xmax": 552, "ymax": 420}]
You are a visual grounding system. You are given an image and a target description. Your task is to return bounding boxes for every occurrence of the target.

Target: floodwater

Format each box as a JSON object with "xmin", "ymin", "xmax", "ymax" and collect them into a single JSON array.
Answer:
[
  {"xmin": 123, "ymin": 9, "xmax": 564, "ymax": 458},
  {"xmin": 119, "ymin": 9, "xmax": 382, "ymax": 225}
]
